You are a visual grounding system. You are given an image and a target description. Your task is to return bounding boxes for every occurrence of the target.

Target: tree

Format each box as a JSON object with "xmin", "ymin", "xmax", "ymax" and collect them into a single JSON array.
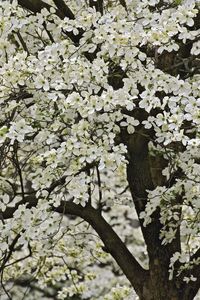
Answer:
[{"xmin": 0, "ymin": 0, "xmax": 199, "ymax": 299}]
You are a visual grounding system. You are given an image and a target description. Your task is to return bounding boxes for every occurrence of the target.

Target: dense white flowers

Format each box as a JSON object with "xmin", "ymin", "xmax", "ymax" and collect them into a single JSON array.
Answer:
[{"xmin": 0, "ymin": 0, "xmax": 199, "ymax": 299}]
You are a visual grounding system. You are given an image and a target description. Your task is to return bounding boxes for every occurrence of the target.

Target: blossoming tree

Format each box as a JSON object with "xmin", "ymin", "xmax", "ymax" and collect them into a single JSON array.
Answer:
[{"xmin": 0, "ymin": 0, "xmax": 200, "ymax": 299}]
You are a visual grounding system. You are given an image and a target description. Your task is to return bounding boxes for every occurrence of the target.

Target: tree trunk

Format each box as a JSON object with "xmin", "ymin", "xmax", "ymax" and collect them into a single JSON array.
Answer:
[
  {"xmin": 125, "ymin": 130, "xmax": 188, "ymax": 300},
  {"xmin": 140, "ymin": 279, "xmax": 181, "ymax": 300}
]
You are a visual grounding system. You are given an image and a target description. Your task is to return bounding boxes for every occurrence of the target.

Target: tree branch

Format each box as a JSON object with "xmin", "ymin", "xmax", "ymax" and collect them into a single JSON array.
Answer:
[
  {"xmin": 18, "ymin": 0, "xmax": 64, "ymax": 19},
  {"xmin": 18, "ymin": 0, "xmax": 96, "ymax": 61},
  {"xmin": 15, "ymin": 31, "xmax": 30, "ymax": 54},
  {"xmin": 56, "ymin": 203, "xmax": 148, "ymax": 296},
  {"xmin": 0, "ymin": 233, "xmax": 21, "ymax": 273},
  {"xmin": 52, "ymin": 0, "xmax": 75, "ymax": 19},
  {"xmin": 119, "ymin": 0, "xmax": 127, "ymax": 11},
  {"xmin": 2, "ymin": 194, "xmax": 148, "ymax": 296},
  {"xmin": 89, "ymin": 0, "xmax": 103, "ymax": 14}
]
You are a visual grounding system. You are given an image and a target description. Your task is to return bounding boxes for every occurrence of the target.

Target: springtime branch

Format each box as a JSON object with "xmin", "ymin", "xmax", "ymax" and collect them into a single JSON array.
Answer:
[
  {"xmin": 52, "ymin": 0, "xmax": 75, "ymax": 19},
  {"xmin": 18, "ymin": 0, "xmax": 95, "ymax": 60},
  {"xmin": 119, "ymin": 0, "xmax": 127, "ymax": 11},
  {"xmin": 0, "ymin": 233, "xmax": 22, "ymax": 275},
  {"xmin": 18, "ymin": 0, "xmax": 63, "ymax": 18},
  {"xmin": 57, "ymin": 204, "xmax": 149, "ymax": 296},
  {"xmin": 15, "ymin": 31, "xmax": 30, "ymax": 54},
  {"xmin": 89, "ymin": 0, "xmax": 103, "ymax": 14},
  {"xmin": 13, "ymin": 278, "xmax": 57, "ymax": 298},
  {"xmin": 2, "ymin": 195, "xmax": 148, "ymax": 296}
]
